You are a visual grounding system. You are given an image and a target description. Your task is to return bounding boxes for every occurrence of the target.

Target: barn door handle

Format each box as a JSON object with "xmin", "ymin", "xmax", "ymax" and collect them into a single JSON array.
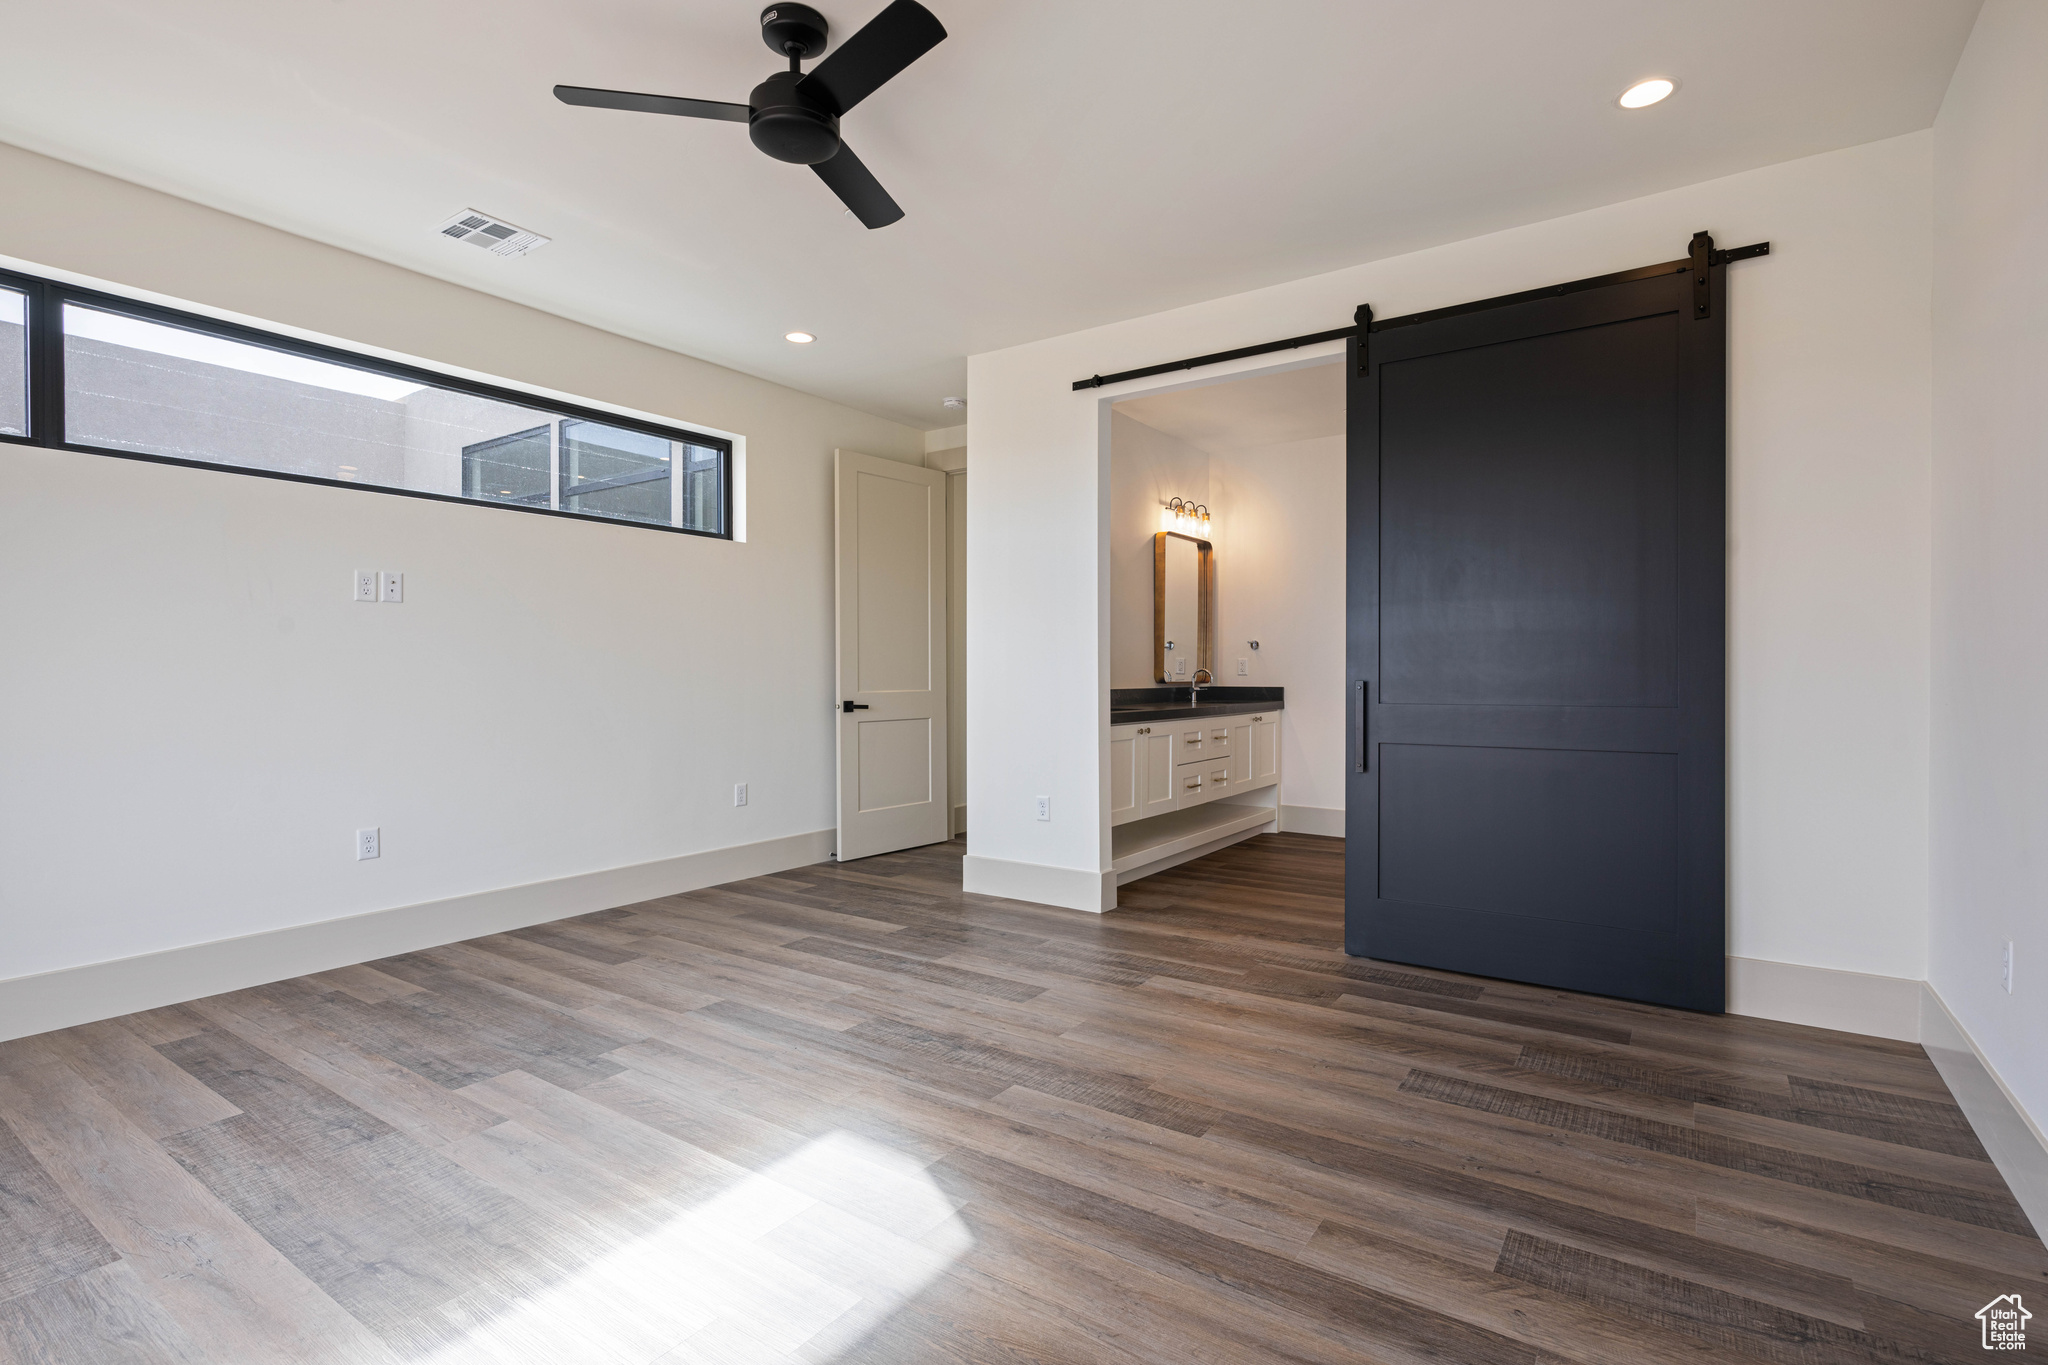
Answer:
[
  {"xmin": 1354, "ymin": 680, "xmax": 1368, "ymax": 773},
  {"xmin": 842, "ymin": 701, "xmax": 870, "ymax": 712}
]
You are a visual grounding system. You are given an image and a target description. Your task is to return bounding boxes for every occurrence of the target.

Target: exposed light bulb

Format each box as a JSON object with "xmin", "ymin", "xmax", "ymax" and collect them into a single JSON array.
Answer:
[
  {"xmin": 1618, "ymin": 78, "xmax": 1676, "ymax": 109},
  {"xmin": 1162, "ymin": 496, "xmax": 1212, "ymax": 539}
]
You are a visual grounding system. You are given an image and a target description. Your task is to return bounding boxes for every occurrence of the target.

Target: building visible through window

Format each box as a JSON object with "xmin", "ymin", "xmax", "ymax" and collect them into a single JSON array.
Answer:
[
  {"xmin": 14, "ymin": 287, "xmax": 729, "ymax": 537},
  {"xmin": 456, "ymin": 421, "xmax": 728, "ymax": 535}
]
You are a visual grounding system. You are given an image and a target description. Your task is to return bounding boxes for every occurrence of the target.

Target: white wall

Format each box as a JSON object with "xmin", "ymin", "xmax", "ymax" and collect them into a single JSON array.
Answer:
[
  {"xmin": 0, "ymin": 141, "xmax": 924, "ymax": 1006},
  {"xmin": 1209, "ymin": 432, "xmax": 1347, "ymax": 817},
  {"xmin": 970, "ymin": 130, "xmax": 1936, "ymax": 978},
  {"xmin": 1928, "ymin": 0, "xmax": 2048, "ymax": 1141}
]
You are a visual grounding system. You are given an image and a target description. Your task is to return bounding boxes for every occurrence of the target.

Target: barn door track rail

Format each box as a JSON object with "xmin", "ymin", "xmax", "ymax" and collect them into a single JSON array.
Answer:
[{"xmin": 1071, "ymin": 233, "xmax": 1769, "ymax": 392}]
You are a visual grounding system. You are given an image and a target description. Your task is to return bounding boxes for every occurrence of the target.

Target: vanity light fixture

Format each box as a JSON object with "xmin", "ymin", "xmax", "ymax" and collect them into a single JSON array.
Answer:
[
  {"xmin": 1160, "ymin": 496, "xmax": 1211, "ymax": 538},
  {"xmin": 785, "ymin": 331, "xmax": 816, "ymax": 344},
  {"xmin": 1618, "ymin": 78, "xmax": 1676, "ymax": 109}
]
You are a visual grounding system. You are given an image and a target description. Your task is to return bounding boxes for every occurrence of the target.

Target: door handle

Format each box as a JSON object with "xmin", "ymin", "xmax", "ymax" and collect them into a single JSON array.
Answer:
[
  {"xmin": 842, "ymin": 701, "xmax": 870, "ymax": 712},
  {"xmin": 1354, "ymin": 680, "xmax": 1368, "ymax": 773}
]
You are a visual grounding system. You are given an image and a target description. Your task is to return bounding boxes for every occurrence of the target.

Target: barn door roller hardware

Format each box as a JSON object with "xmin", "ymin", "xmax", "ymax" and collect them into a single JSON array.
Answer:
[
  {"xmin": 1689, "ymin": 230, "xmax": 1769, "ymax": 320},
  {"xmin": 1071, "ymin": 233, "xmax": 1769, "ymax": 391}
]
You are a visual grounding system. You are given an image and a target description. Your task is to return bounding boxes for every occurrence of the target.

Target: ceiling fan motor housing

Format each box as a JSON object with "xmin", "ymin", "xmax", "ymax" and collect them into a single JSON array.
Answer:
[
  {"xmin": 748, "ymin": 70, "xmax": 842, "ymax": 163},
  {"xmin": 759, "ymin": 4, "xmax": 829, "ymax": 59}
]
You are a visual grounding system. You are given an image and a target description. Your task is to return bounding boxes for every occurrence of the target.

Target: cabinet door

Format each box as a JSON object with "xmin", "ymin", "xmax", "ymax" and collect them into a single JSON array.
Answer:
[
  {"xmin": 1109, "ymin": 728, "xmax": 1139, "ymax": 827},
  {"xmin": 1251, "ymin": 713, "xmax": 1280, "ymax": 783},
  {"xmin": 1139, "ymin": 732, "xmax": 1179, "ymax": 818},
  {"xmin": 1229, "ymin": 719, "xmax": 1253, "ymax": 789}
]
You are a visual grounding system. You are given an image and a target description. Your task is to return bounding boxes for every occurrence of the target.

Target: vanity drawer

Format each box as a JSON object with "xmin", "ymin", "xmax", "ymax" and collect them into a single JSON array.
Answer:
[{"xmin": 1176, "ymin": 756, "xmax": 1234, "ymax": 807}]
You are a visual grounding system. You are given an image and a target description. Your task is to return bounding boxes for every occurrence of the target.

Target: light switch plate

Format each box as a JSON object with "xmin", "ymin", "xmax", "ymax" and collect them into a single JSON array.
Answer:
[{"xmin": 380, "ymin": 571, "xmax": 404, "ymax": 603}]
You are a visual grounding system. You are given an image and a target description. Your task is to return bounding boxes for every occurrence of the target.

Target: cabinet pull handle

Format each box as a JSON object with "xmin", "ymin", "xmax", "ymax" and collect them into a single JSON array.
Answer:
[{"xmin": 1353, "ymin": 681, "xmax": 1368, "ymax": 773}]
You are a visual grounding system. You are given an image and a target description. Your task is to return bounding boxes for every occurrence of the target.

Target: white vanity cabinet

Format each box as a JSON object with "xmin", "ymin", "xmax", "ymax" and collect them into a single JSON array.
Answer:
[
  {"xmin": 1109, "ymin": 723, "xmax": 1181, "ymax": 825},
  {"xmin": 1110, "ymin": 710, "xmax": 1280, "ymax": 827}
]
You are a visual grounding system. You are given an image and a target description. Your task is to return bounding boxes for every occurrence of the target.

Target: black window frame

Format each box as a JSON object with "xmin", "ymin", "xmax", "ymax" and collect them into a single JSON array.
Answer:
[{"xmin": 0, "ymin": 264, "xmax": 735, "ymax": 540}]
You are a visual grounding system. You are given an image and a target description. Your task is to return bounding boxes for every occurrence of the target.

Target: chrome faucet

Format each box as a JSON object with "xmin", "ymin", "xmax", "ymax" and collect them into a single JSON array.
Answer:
[{"xmin": 1189, "ymin": 668, "xmax": 1213, "ymax": 705}]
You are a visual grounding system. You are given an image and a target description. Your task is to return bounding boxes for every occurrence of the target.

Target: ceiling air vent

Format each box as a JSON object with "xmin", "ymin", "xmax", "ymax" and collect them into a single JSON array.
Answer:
[{"xmin": 434, "ymin": 209, "xmax": 550, "ymax": 257}]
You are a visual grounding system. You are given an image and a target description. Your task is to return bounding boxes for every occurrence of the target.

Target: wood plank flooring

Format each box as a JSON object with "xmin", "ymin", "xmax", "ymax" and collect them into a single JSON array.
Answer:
[{"xmin": 0, "ymin": 833, "xmax": 2040, "ymax": 1364}]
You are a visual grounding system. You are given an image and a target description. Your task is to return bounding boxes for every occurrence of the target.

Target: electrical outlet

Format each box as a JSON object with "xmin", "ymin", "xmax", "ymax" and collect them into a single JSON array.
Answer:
[
  {"xmin": 1036, "ymin": 796, "xmax": 1051, "ymax": 821},
  {"xmin": 354, "ymin": 570, "xmax": 378, "ymax": 602},
  {"xmin": 1176, "ymin": 656, "xmax": 1188, "ymax": 676},
  {"xmin": 734, "ymin": 783, "xmax": 748, "ymax": 807},
  {"xmin": 380, "ymin": 571, "xmax": 404, "ymax": 603},
  {"xmin": 356, "ymin": 827, "xmax": 380, "ymax": 861},
  {"xmin": 2003, "ymin": 940, "xmax": 2014, "ymax": 994},
  {"xmin": 1237, "ymin": 657, "xmax": 1248, "ymax": 676}
]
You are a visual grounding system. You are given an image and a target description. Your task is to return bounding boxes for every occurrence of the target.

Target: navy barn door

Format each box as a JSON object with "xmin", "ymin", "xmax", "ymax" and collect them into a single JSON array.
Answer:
[{"xmin": 1344, "ymin": 260, "xmax": 1726, "ymax": 1012}]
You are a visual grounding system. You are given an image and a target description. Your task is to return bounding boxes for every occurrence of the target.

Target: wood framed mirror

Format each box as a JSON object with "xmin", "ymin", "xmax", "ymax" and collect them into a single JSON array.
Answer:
[{"xmin": 1153, "ymin": 530, "xmax": 1215, "ymax": 683}]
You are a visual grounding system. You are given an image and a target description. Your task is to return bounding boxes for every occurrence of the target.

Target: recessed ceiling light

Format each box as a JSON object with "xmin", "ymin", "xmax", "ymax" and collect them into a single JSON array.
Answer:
[
  {"xmin": 1619, "ymin": 78, "xmax": 1676, "ymax": 109},
  {"xmin": 785, "ymin": 331, "xmax": 816, "ymax": 344}
]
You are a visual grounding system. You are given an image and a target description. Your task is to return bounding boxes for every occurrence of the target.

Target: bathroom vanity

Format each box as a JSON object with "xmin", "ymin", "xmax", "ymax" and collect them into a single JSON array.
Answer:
[{"xmin": 1108, "ymin": 686, "xmax": 1282, "ymax": 884}]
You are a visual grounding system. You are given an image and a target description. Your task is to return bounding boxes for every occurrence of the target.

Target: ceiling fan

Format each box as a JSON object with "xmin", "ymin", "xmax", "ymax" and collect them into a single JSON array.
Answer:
[{"xmin": 555, "ymin": 1, "xmax": 946, "ymax": 229}]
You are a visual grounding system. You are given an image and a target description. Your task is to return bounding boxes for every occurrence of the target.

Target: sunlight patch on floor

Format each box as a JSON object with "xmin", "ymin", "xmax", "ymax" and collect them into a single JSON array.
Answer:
[{"xmin": 419, "ymin": 1131, "xmax": 972, "ymax": 1365}]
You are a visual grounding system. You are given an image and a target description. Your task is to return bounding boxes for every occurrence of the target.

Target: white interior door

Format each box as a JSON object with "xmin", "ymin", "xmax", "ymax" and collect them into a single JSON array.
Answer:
[{"xmin": 835, "ymin": 450, "xmax": 949, "ymax": 860}]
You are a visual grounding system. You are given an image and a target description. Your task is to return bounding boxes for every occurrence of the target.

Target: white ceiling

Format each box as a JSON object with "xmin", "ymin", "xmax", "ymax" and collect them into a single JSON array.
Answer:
[
  {"xmin": 1117, "ymin": 362, "xmax": 1345, "ymax": 454},
  {"xmin": 0, "ymin": 0, "xmax": 1979, "ymax": 427}
]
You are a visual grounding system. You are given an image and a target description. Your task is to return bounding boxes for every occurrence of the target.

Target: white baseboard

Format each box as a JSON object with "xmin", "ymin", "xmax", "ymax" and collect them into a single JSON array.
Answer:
[
  {"xmin": 1278, "ymin": 804, "xmax": 1344, "ymax": 837},
  {"xmin": 1920, "ymin": 983, "xmax": 2048, "ymax": 1242},
  {"xmin": 961, "ymin": 854, "xmax": 1115, "ymax": 914},
  {"xmin": 0, "ymin": 827, "xmax": 836, "ymax": 1045},
  {"xmin": 1723, "ymin": 959, "xmax": 2045, "ymax": 1240},
  {"xmin": 1724, "ymin": 956, "xmax": 1922, "ymax": 1042}
]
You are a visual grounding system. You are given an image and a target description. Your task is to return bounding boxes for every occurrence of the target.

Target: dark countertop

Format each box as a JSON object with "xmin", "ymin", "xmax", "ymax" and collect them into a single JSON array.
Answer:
[{"xmin": 1110, "ymin": 685, "xmax": 1283, "ymax": 725}]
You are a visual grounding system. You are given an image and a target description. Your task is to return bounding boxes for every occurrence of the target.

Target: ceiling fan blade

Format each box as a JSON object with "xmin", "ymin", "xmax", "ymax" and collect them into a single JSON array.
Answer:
[
  {"xmin": 553, "ymin": 85, "xmax": 750, "ymax": 122},
  {"xmin": 812, "ymin": 142, "xmax": 904, "ymax": 229},
  {"xmin": 799, "ymin": 0, "xmax": 947, "ymax": 116}
]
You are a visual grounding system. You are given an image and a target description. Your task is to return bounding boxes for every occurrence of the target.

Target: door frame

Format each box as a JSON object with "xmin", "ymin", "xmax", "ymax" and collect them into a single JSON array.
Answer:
[{"xmin": 835, "ymin": 449, "xmax": 951, "ymax": 861}]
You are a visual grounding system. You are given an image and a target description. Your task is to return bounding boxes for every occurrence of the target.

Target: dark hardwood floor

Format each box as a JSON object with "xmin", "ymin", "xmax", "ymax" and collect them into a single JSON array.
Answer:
[{"xmin": 0, "ymin": 833, "xmax": 2040, "ymax": 1364}]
